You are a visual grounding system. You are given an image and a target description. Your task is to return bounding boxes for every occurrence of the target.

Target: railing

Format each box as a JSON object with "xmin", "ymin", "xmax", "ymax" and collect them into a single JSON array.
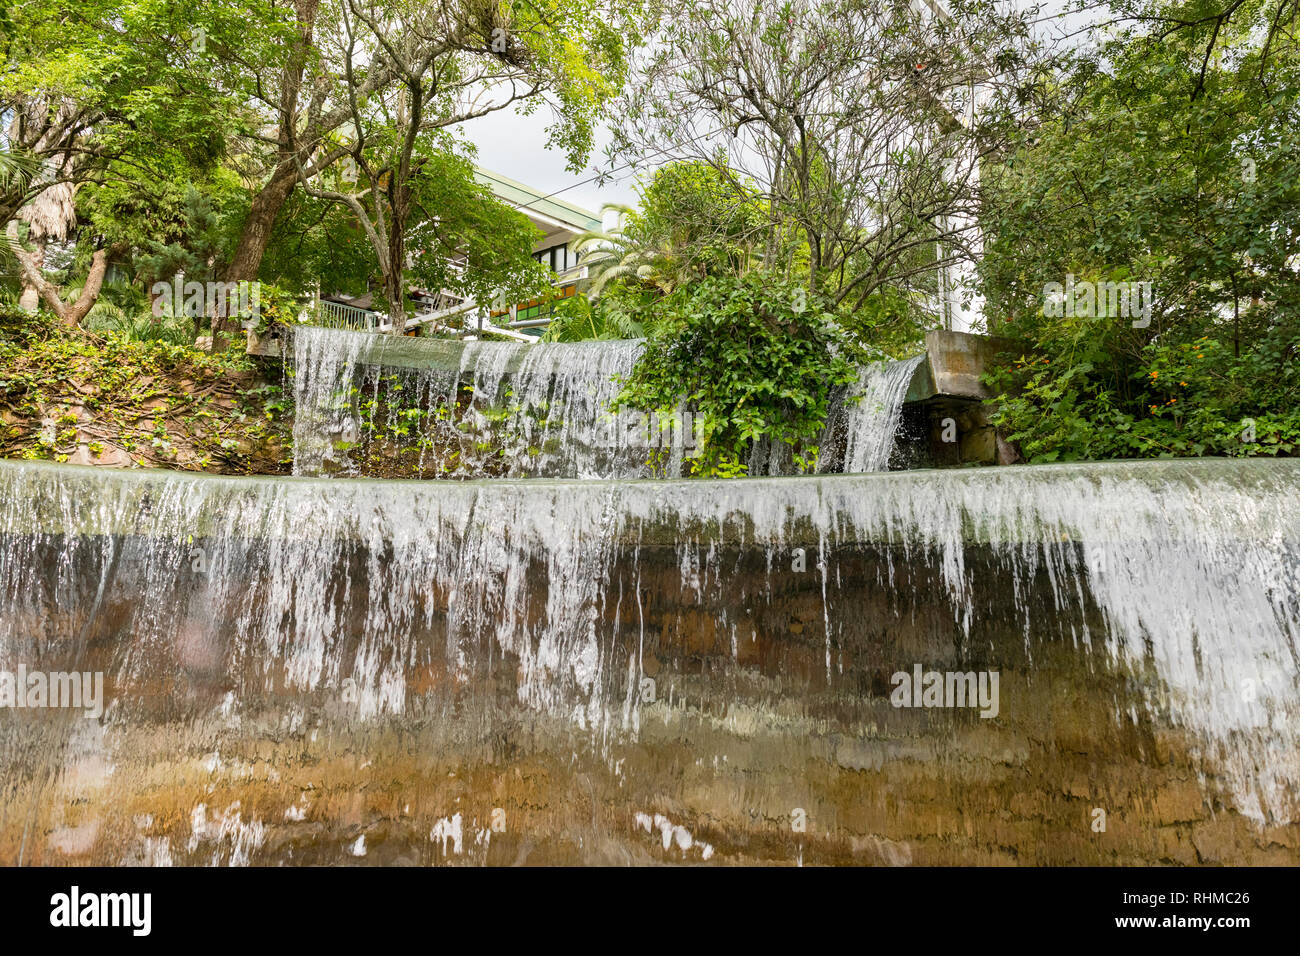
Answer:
[
  {"xmin": 316, "ymin": 299, "xmax": 384, "ymax": 331},
  {"xmin": 304, "ymin": 269, "xmax": 589, "ymax": 340}
]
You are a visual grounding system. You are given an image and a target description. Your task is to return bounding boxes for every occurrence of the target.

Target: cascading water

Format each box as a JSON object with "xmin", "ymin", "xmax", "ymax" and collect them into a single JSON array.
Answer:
[
  {"xmin": 291, "ymin": 328, "xmax": 922, "ymax": 479},
  {"xmin": 2, "ymin": 458, "xmax": 1297, "ymax": 865},
  {"xmin": 455, "ymin": 339, "xmax": 648, "ymax": 478},
  {"xmin": 291, "ymin": 326, "xmax": 370, "ymax": 477},
  {"xmin": 817, "ymin": 355, "xmax": 926, "ymax": 473},
  {"xmin": 291, "ymin": 328, "xmax": 653, "ymax": 478}
]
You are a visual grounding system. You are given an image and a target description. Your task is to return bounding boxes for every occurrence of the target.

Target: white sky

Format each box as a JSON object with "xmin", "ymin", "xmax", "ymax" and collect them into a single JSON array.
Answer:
[{"xmin": 460, "ymin": 109, "xmax": 643, "ymax": 224}]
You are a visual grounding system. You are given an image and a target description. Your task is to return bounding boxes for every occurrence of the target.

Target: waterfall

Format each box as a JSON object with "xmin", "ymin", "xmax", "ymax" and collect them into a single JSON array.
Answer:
[
  {"xmin": 291, "ymin": 326, "xmax": 370, "ymax": 477},
  {"xmin": 746, "ymin": 355, "xmax": 924, "ymax": 476},
  {"xmin": 455, "ymin": 339, "xmax": 645, "ymax": 478},
  {"xmin": 2, "ymin": 458, "xmax": 1297, "ymax": 864},
  {"xmin": 290, "ymin": 333, "xmax": 923, "ymax": 479},
  {"xmin": 290, "ymin": 330, "xmax": 650, "ymax": 479},
  {"xmin": 818, "ymin": 355, "xmax": 926, "ymax": 473}
]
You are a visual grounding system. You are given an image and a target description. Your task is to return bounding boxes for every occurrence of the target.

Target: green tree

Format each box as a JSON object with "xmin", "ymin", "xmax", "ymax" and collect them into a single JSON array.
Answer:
[
  {"xmin": 291, "ymin": 0, "xmax": 635, "ymax": 330},
  {"xmin": 573, "ymin": 160, "xmax": 766, "ymax": 294},
  {"xmin": 978, "ymin": 3, "xmax": 1300, "ymax": 461},
  {"xmin": 405, "ymin": 152, "xmax": 552, "ymax": 310},
  {"xmin": 613, "ymin": 0, "xmax": 1044, "ymax": 307},
  {"xmin": 2, "ymin": 0, "xmax": 288, "ymax": 324}
]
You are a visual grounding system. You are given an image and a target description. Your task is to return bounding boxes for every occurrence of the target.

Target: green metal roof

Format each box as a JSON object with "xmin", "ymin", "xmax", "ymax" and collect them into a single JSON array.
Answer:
[{"xmin": 474, "ymin": 167, "xmax": 602, "ymax": 233}]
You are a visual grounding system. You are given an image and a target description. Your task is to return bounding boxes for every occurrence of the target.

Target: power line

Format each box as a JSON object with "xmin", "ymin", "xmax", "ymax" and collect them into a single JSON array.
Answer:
[
  {"xmin": 512, "ymin": 3, "xmax": 1125, "ymax": 214},
  {"xmin": 505, "ymin": 122, "xmax": 731, "ymax": 217},
  {"xmin": 1026, "ymin": 1, "xmax": 1116, "ymax": 29}
]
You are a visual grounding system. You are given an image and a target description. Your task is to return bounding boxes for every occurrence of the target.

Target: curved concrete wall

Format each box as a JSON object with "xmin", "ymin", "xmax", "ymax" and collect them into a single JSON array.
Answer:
[{"xmin": 1, "ymin": 459, "xmax": 1297, "ymax": 865}]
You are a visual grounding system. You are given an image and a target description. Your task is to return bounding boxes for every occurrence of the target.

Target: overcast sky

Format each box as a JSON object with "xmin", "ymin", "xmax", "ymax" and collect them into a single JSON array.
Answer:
[
  {"xmin": 458, "ymin": 1, "xmax": 1107, "ymax": 222},
  {"xmin": 459, "ymin": 109, "xmax": 641, "ymax": 223}
]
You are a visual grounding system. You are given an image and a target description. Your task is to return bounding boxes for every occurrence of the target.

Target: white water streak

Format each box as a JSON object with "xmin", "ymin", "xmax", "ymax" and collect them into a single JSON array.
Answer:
[{"xmin": 2, "ymin": 458, "xmax": 1297, "ymax": 823}]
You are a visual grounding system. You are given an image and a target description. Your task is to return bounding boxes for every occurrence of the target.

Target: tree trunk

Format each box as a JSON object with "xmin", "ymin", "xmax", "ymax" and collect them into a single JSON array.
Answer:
[
  {"xmin": 219, "ymin": 0, "xmax": 321, "ymax": 288},
  {"xmin": 212, "ymin": 162, "xmax": 296, "ymax": 351},
  {"xmin": 6, "ymin": 223, "xmax": 122, "ymax": 327},
  {"xmin": 221, "ymin": 160, "xmax": 299, "ymax": 285},
  {"xmin": 17, "ymin": 237, "xmax": 44, "ymax": 311},
  {"xmin": 61, "ymin": 245, "xmax": 117, "ymax": 326},
  {"xmin": 383, "ymin": 252, "xmax": 405, "ymax": 333}
]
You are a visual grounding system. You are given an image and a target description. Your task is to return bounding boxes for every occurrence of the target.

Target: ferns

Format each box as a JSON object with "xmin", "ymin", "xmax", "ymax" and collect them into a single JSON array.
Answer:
[{"xmin": 78, "ymin": 278, "xmax": 195, "ymax": 345}]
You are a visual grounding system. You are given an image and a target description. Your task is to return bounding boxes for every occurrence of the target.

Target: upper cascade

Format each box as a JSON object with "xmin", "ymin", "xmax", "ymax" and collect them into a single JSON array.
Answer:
[{"xmin": 290, "ymin": 327, "xmax": 925, "ymax": 479}]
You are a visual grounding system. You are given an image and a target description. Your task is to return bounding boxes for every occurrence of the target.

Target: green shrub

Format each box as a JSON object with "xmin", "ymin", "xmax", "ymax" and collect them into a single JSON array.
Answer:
[
  {"xmin": 616, "ymin": 272, "xmax": 860, "ymax": 476},
  {"xmin": 979, "ymin": 17, "xmax": 1300, "ymax": 463}
]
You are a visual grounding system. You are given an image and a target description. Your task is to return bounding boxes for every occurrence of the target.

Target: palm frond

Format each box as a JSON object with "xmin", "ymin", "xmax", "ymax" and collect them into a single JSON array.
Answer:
[{"xmin": 0, "ymin": 150, "xmax": 41, "ymax": 193}]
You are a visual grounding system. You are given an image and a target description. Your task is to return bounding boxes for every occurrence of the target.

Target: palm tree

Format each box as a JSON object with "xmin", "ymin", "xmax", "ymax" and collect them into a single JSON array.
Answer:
[
  {"xmin": 568, "ymin": 204, "xmax": 699, "ymax": 298},
  {"xmin": 13, "ymin": 180, "xmax": 75, "ymax": 311},
  {"xmin": 0, "ymin": 149, "xmax": 40, "ymax": 291},
  {"xmin": 541, "ymin": 290, "xmax": 645, "ymax": 342},
  {"xmin": 0, "ymin": 149, "xmax": 41, "ymax": 194},
  {"xmin": 4, "ymin": 158, "xmax": 123, "ymax": 326}
]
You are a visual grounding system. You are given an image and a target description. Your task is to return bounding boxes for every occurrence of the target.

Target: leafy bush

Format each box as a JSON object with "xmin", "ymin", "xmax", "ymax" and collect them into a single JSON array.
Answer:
[
  {"xmin": 542, "ymin": 282, "xmax": 649, "ymax": 342},
  {"xmin": 251, "ymin": 282, "xmax": 303, "ymax": 333},
  {"xmin": 623, "ymin": 160, "xmax": 767, "ymax": 279},
  {"xmin": 91, "ymin": 311, "xmax": 197, "ymax": 346},
  {"xmin": 985, "ymin": 317, "xmax": 1300, "ymax": 462},
  {"xmin": 0, "ymin": 313, "xmax": 289, "ymax": 471},
  {"xmin": 616, "ymin": 272, "xmax": 859, "ymax": 476},
  {"xmin": 979, "ymin": 16, "xmax": 1300, "ymax": 462},
  {"xmin": 0, "ymin": 305, "xmax": 59, "ymax": 347}
]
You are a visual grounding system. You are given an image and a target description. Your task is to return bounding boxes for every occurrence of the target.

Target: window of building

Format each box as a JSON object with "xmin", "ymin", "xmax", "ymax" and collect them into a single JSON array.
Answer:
[{"xmin": 532, "ymin": 243, "xmax": 573, "ymax": 273}]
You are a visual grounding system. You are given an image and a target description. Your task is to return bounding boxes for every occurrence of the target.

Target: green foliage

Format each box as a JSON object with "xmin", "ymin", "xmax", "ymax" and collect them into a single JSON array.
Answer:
[
  {"xmin": 838, "ymin": 286, "xmax": 936, "ymax": 361},
  {"xmin": 0, "ymin": 307, "xmax": 290, "ymax": 471},
  {"xmin": 570, "ymin": 207, "xmax": 691, "ymax": 298},
  {"xmin": 88, "ymin": 311, "xmax": 197, "ymax": 347},
  {"xmin": 0, "ymin": 148, "xmax": 40, "ymax": 194},
  {"xmin": 2, "ymin": 0, "xmax": 292, "ymax": 203},
  {"xmin": 4, "ymin": 0, "xmax": 638, "ymax": 332},
  {"xmin": 496, "ymin": 0, "xmax": 637, "ymax": 172},
  {"xmin": 979, "ymin": 6, "xmax": 1300, "ymax": 462},
  {"xmin": 260, "ymin": 191, "xmax": 376, "ymax": 297},
  {"xmin": 85, "ymin": 177, "xmax": 239, "ymax": 290},
  {"xmin": 560, "ymin": 156, "xmax": 933, "ymax": 357},
  {"xmin": 406, "ymin": 152, "xmax": 552, "ymax": 307},
  {"xmin": 247, "ymin": 282, "xmax": 302, "ymax": 332},
  {"xmin": 616, "ymin": 272, "xmax": 859, "ymax": 476},
  {"xmin": 78, "ymin": 279, "xmax": 196, "ymax": 346},
  {"xmin": 612, "ymin": 0, "xmax": 1040, "ymax": 310},
  {"xmin": 623, "ymin": 160, "xmax": 767, "ymax": 277},
  {"xmin": 573, "ymin": 161, "xmax": 766, "ymax": 299},
  {"xmin": 542, "ymin": 283, "xmax": 649, "ymax": 341},
  {"xmin": 0, "ymin": 305, "xmax": 58, "ymax": 347}
]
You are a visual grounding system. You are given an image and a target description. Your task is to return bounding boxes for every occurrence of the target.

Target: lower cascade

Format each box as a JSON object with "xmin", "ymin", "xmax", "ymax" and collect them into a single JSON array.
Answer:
[{"xmin": 1, "ymin": 457, "xmax": 1297, "ymax": 864}]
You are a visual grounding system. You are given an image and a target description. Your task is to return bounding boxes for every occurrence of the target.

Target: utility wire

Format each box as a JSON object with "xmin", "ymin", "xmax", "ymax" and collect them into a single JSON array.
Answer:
[{"xmin": 510, "ymin": 2, "xmax": 1124, "ymax": 215}]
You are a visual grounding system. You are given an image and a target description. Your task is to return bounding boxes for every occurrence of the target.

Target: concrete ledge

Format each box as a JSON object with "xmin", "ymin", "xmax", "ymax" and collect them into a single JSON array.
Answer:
[
  {"xmin": 247, "ymin": 327, "xmax": 286, "ymax": 359},
  {"xmin": 248, "ymin": 326, "xmax": 517, "ymax": 374},
  {"xmin": 905, "ymin": 330, "xmax": 1018, "ymax": 403},
  {"xmin": 3, "ymin": 458, "xmax": 1295, "ymax": 546}
]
